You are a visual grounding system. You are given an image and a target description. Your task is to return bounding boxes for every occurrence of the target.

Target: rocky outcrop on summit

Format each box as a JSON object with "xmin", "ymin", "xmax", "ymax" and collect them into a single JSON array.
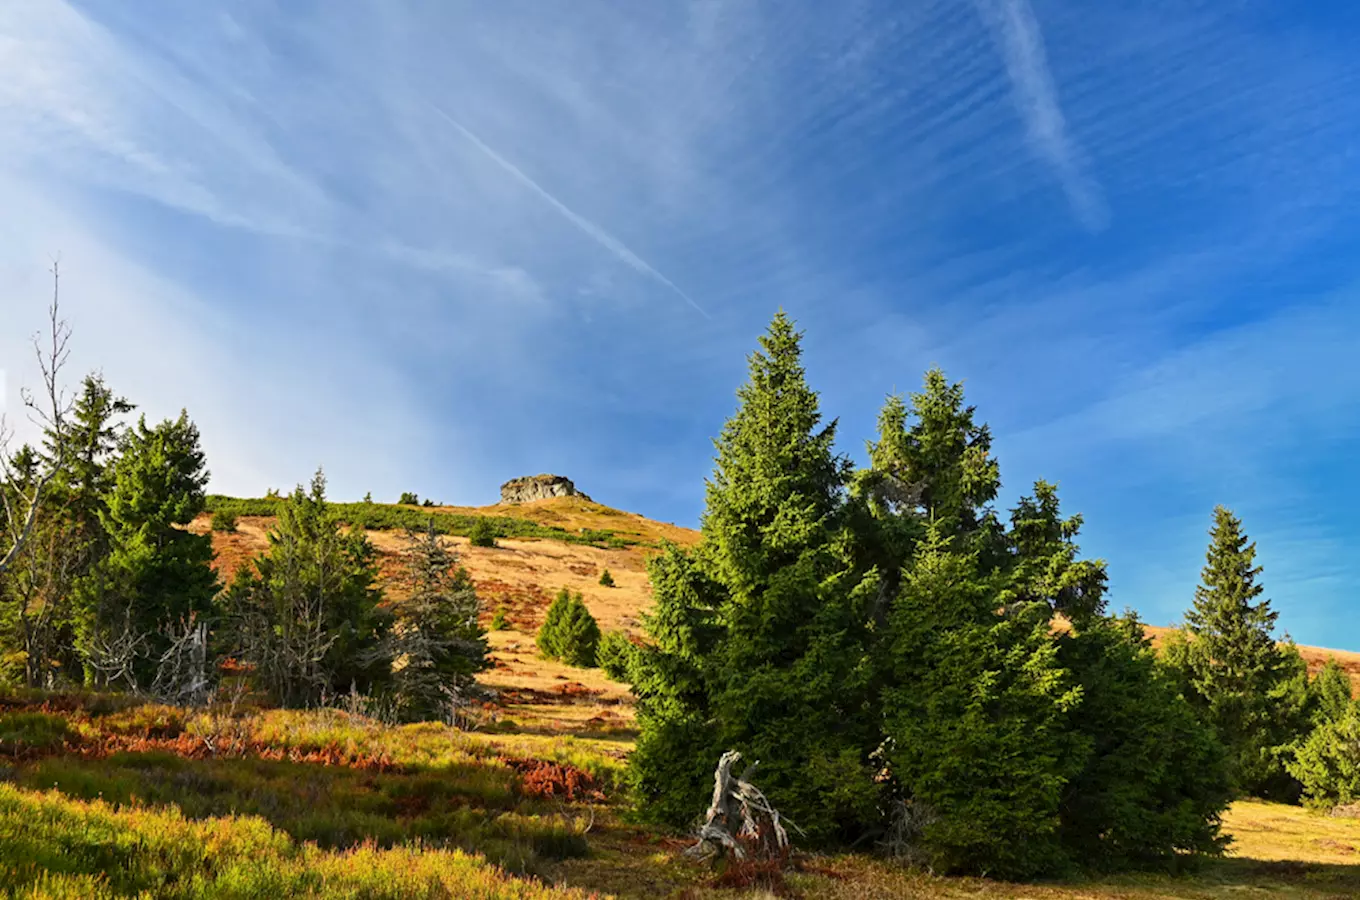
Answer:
[{"xmin": 500, "ymin": 474, "xmax": 592, "ymax": 505}]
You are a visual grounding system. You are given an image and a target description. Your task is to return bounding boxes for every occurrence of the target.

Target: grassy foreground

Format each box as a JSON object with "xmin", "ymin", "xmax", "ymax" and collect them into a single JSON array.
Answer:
[
  {"xmin": 0, "ymin": 785, "xmax": 590, "ymax": 899},
  {"xmin": 2, "ymin": 693, "xmax": 1358, "ymax": 899}
]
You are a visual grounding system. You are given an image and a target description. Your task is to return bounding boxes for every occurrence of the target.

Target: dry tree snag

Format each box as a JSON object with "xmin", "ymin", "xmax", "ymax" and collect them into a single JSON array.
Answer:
[
  {"xmin": 688, "ymin": 749, "xmax": 795, "ymax": 863},
  {"xmin": 0, "ymin": 263, "xmax": 73, "ymax": 578}
]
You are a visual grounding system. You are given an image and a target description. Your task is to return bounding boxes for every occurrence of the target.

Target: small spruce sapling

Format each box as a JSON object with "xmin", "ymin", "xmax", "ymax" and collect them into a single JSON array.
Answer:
[
  {"xmin": 599, "ymin": 568, "xmax": 615, "ymax": 587},
  {"xmin": 537, "ymin": 587, "xmax": 600, "ymax": 667}
]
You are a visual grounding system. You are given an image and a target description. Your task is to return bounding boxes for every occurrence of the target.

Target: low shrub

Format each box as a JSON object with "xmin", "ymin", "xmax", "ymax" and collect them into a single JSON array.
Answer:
[
  {"xmin": 210, "ymin": 509, "xmax": 238, "ymax": 533},
  {"xmin": 398, "ymin": 492, "xmax": 419, "ymax": 506},
  {"xmin": 490, "ymin": 609, "xmax": 511, "ymax": 631},
  {"xmin": 598, "ymin": 568, "xmax": 615, "ymax": 588},
  {"xmin": 469, "ymin": 518, "xmax": 498, "ymax": 548}
]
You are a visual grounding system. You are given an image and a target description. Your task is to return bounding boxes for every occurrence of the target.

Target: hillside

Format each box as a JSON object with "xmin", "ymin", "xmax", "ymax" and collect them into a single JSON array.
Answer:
[
  {"xmin": 195, "ymin": 495, "xmax": 1360, "ymax": 693},
  {"xmin": 195, "ymin": 495, "xmax": 698, "ymax": 638}
]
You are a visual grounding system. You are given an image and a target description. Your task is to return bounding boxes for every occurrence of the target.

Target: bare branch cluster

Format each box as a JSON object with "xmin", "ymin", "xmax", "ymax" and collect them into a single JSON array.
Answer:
[
  {"xmin": 150, "ymin": 614, "xmax": 213, "ymax": 707},
  {"xmin": 688, "ymin": 750, "xmax": 796, "ymax": 863},
  {"xmin": 85, "ymin": 610, "xmax": 150, "ymax": 692}
]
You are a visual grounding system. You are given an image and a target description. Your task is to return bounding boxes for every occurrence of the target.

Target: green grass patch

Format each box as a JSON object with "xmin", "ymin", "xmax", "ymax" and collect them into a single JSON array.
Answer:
[
  {"xmin": 0, "ymin": 783, "xmax": 590, "ymax": 898},
  {"xmin": 0, "ymin": 712, "xmax": 72, "ymax": 757},
  {"xmin": 206, "ymin": 495, "xmax": 639, "ymax": 549},
  {"xmin": 15, "ymin": 751, "xmax": 589, "ymax": 873}
]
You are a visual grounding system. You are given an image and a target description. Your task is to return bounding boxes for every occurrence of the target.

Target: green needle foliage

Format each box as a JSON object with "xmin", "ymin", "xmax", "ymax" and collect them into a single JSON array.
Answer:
[
  {"xmin": 1164, "ymin": 506, "xmax": 1314, "ymax": 801},
  {"xmin": 210, "ymin": 509, "xmax": 238, "ymax": 533},
  {"xmin": 385, "ymin": 521, "xmax": 489, "ymax": 721},
  {"xmin": 633, "ymin": 312, "xmax": 881, "ymax": 843},
  {"xmin": 597, "ymin": 630, "xmax": 636, "ymax": 682},
  {"xmin": 598, "ymin": 568, "xmax": 615, "ymax": 587},
  {"xmin": 223, "ymin": 469, "xmax": 391, "ymax": 707},
  {"xmin": 536, "ymin": 588, "xmax": 600, "ymax": 668},
  {"xmin": 630, "ymin": 312, "xmax": 1233, "ymax": 876},
  {"xmin": 468, "ymin": 517, "xmax": 498, "ymax": 548},
  {"xmin": 78, "ymin": 412, "xmax": 218, "ymax": 689},
  {"xmin": 881, "ymin": 529, "xmax": 1086, "ymax": 879},
  {"xmin": 1309, "ymin": 658, "xmax": 1355, "ymax": 726},
  {"xmin": 1289, "ymin": 699, "xmax": 1360, "ymax": 807}
]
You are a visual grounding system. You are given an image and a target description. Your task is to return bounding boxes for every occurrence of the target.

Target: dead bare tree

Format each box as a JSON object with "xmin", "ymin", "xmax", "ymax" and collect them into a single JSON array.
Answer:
[
  {"xmin": 150, "ymin": 614, "xmax": 213, "ymax": 707},
  {"xmin": 84, "ymin": 608, "xmax": 149, "ymax": 692},
  {"xmin": 687, "ymin": 750, "xmax": 796, "ymax": 863},
  {"xmin": 0, "ymin": 263, "xmax": 73, "ymax": 578},
  {"xmin": 879, "ymin": 797, "xmax": 938, "ymax": 870}
]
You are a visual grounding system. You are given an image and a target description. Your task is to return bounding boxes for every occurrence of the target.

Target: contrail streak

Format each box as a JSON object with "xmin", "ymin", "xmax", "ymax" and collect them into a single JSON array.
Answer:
[
  {"xmin": 975, "ymin": 0, "xmax": 1109, "ymax": 230},
  {"xmin": 430, "ymin": 103, "xmax": 709, "ymax": 317}
]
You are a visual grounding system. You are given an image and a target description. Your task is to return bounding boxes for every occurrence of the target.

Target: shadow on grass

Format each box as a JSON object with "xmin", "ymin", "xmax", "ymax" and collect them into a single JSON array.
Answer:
[
  {"xmin": 10, "ymin": 750, "xmax": 592, "ymax": 875},
  {"xmin": 1201, "ymin": 856, "xmax": 1360, "ymax": 893}
]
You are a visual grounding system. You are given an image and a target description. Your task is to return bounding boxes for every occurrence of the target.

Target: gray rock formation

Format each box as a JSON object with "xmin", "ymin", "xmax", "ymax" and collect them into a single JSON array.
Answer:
[{"xmin": 499, "ymin": 474, "xmax": 591, "ymax": 504}]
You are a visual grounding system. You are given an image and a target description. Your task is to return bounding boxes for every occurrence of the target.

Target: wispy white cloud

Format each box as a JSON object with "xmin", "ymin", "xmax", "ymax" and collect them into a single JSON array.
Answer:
[
  {"xmin": 973, "ymin": 0, "xmax": 1108, "ymax": 229},
  {"xmin": 2, "ymin": 0, "xmax": 1359, "ymax": 646},
  {"xmin": 428, "ymin": 102, "xmax": 709, "ymax": 318}
]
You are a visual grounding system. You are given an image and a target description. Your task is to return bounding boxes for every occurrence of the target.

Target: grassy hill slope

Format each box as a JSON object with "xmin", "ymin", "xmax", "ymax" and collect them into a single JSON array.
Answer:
[{"xmin": 197, "ymin": 495, "xmax": 1359, "ymax": 690}]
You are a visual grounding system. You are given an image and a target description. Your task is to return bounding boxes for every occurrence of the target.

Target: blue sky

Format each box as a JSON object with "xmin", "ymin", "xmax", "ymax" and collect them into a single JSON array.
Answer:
[{"xmin": 2, "ymin": 1, "xmax": 1357, "ymax": 648}]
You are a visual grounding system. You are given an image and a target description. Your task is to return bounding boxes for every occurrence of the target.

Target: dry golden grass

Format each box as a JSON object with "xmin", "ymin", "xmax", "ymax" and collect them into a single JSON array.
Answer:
[
  {"xmin": 1224, "ymin": 800, "xmax": 1360, "ymax": 864},
  {"xmin": 192, "ymin": 496, "xmax": 692, "ymax": 639},
  {"xmin": 548, "ymin": 801, "xmax": 1360, "ymax": 900},
  {"xmin": 427, "ymin": 496, "xmax": 702, "ymax": 549}
]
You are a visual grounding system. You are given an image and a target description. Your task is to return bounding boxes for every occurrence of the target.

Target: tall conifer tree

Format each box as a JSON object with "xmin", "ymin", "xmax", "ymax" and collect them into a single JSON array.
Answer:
[
  {"xmin": 1166, "ymin": 506, "xmax": 1313, "ymax": 799},
  {"xmin": 633, "ymin": 312, "xmax": 879, "ymax": 840}
]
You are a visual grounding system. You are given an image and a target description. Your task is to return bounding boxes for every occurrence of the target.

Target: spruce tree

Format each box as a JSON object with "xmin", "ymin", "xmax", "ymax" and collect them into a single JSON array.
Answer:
[
  {"xmin": 1055, "ymin": 614, "xmax": 1231, "ymax": 870},
  {"xmin": 629, "ymin": 542, "xmax": 728, "ymax": 825},
  {"xmin": 881, "ymin": 528, "xmax": 1085, "ymax": 878},
  {"xmin": 1311, "ymin": 659, "xmax": 1355, "ymax": 726},
  {"xmin": 872, "ymin": 369, "xmax": 1001, "ymax": 548},
  {"xmin": 701, "ymin": 311, "xmax": 847, "ymax": 596},
  {"xmin": 597, "ymin": 630, "xmax": 636, "ymax": 682},
  {"xmin": 536, "ymin": 587, "xmax": 600, "ymax": 667},
  {"xmin": 225, "ymin": 469, "xmax": 390, "ymax": 707},
  {"xmin": 634, "ymin": 312, "xmax": 879, "ymax": 842},
  {"xmin": 78, "ymin": 412, "xmax": 217, "ymax": 688},
  {"xmin": 1002, "ymin": 481, "xmax": 1108, "ymax": 627},
  {"xmin": 386, "ymin": 521, "xmax": 489, "ymax": 721},
  {"xmin": 1288, "ymin": 699, "xmax": 1360, "ymax": 807},
  {"xmin": 45, "ymin": 375, "xmax": 135, "ymax": 557},
  {"xmin": 537, "ymin": 588, "xmax": 573, "ymax": 659},
  {"xmin": 1166, "ymin": 506, "xmax": 1313, "ymax": 799}
]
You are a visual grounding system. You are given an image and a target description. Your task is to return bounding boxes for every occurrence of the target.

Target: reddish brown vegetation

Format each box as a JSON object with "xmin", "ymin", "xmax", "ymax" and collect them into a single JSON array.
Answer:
[{"xmin": 506, "ymin": 758, "xmax": 605, "ymax": 802}]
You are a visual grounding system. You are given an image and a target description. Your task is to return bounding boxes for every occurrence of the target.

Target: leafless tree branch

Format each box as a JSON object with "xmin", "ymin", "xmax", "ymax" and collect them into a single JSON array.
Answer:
[{"xmin": 0, "ymin": 262, "xmax": 73, "ymax": 578}]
